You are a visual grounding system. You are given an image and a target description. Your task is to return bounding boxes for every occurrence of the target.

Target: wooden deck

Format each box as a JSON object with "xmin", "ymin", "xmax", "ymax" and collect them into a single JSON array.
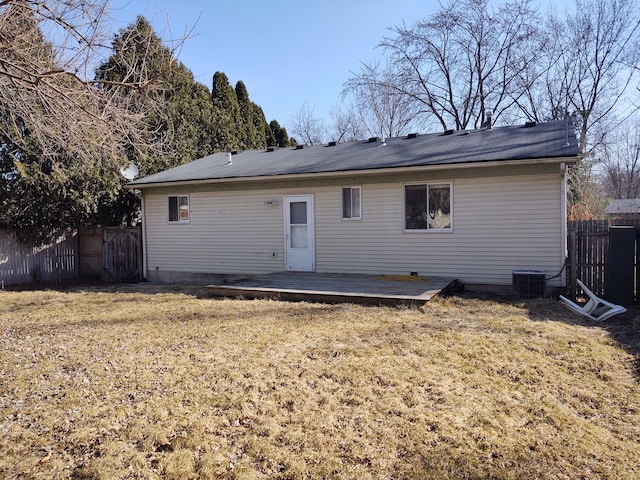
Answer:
[{"xmin": 207, "ymin": 272, "xmax": 458, "ymax": 306}]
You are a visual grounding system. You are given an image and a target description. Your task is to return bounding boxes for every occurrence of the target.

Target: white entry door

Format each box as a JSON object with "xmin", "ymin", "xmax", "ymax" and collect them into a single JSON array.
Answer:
[{"xmin": 284, "ymin": 195, "xmax": 315, "ymax": 271}]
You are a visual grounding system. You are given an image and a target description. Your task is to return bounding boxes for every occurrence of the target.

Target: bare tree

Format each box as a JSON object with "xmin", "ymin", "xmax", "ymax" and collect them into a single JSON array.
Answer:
[
  {"xmin": 537, "ymin": 0, "xmax": 640, "ymax": 156},
  {"xmin": 342, "ymin": 61, "xmax": 425, "ymax": 138},
  {"xmin": 0, "ymin": 0, "xmax": 184, "ymax": 167},
  {"xmin": 527, "ymin": 0, "xmax": 640, "ymax": 219},
  {"xmin": 328, "ymin": 105, "xmax": 363, "ymax": 143},
  {"xmin": 290, "ymin": 103, "xmax": 326, "ymax": 145},
  {"xmin": 378, "ymin": 0, "xmax": 541, "ymax": 131},
  {"xmin": 599, "ymin": 117, "xmax": 640, "ymax": 199}
]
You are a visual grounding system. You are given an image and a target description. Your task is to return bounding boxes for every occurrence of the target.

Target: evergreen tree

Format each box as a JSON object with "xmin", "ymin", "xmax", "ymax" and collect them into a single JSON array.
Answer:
[
  {"xmin": 0, "ymin": 8, "xmax": 285, "ymax": 244},
  {"xmin": 233, "ymin": 81, "xmax": 273, "ymax": 150},
  {"xmin": 93, "ymin": 16, "xmax": 216, "ymax": 226},
  {"xmin": 96, "ymin": 17, "xmax": 213, "ymax": 172},
  {"xmin": 269, "ymin": 120, "xmax": 290, "ymax": 147},
  {"xmin": 211, "ymin": 71, "xmax": 241, "ymax": 151},
  {"xmin": 252, "ymin": 103, "xmax": 270, "ymax": 149},
  {"xmin": 167, "ymin": 74, "xmax": 215, "ymax": 164},
  {"xmin": 235, "ymin": 81, "xmax": 256, "ymax": 149}
]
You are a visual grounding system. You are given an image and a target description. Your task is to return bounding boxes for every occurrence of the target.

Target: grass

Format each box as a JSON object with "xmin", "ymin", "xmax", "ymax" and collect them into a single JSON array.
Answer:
[{"xmin": 0, "ymin": 284, "xmax": 639, "ymax": 479}]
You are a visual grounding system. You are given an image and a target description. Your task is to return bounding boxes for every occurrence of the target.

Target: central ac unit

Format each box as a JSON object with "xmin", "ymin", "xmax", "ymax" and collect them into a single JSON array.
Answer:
[{"xmin": 512, "ymin": 270, "xmax": 546, "ymax": 299}]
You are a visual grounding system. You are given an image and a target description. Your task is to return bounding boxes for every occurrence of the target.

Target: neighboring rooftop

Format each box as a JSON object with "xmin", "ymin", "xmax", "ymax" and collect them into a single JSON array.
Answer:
[
  {"xmin": 606, "ymin": 199, "xmax": 640, "ymax": 215},
  {"xmin": 129, "ymin": 120, "xmax": 579, "ymax": 188}
]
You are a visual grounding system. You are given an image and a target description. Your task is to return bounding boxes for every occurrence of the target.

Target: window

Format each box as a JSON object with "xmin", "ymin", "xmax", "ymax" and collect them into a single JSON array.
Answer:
[
  {"xmin": 405, "ymin": 183, "xmax": 451, "ymax": 230},
  {"xmin": 342, "ymin": 186, "xmax": 361, "ymax": 220},
  {"xmin": 168, "ymin": 195, "xmax": 189, "ymax": 223}
]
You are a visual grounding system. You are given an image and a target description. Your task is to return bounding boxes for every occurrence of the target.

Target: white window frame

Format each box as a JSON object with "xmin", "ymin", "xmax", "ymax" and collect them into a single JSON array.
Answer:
[
  {"xmin": 404, "ymin": 182, "xmax": 453, "ymax": 232},
  {"xmin": 341, "ymin": 186, "xmax": 362, "ymax": 220},
  {"xmin": 168, "ymin": 194, "xmax": 190, "ymax": 223}
]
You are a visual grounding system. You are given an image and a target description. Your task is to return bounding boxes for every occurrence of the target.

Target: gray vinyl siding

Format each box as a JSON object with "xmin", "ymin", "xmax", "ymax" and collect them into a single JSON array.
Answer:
[
  {"xmin": 315, "ymin": 174, "xmax": 563, "ymax": 286},
  {"xmin": 145, "ymin": 189, "xmax": 287, "ymax": 275},
  {"xmin": 143, "ymin": 168, "xmax": 565, "ymax": 287}
]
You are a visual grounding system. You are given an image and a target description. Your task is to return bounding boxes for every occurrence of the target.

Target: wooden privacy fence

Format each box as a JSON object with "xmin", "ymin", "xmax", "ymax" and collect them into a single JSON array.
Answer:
[
  {"xmin": 0, "ymin": 227, "xmax": 142, "ymax": 287},
  {"xmin": 567, "ymin": 220, "xmax": 639, "ymax": 303},
  {"xmin": 0, "ymin": 229, "xmax": 79, "ymax": 287}
]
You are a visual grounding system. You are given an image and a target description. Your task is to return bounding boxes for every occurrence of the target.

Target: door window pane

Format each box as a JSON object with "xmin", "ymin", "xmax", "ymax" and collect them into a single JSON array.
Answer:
[
  {"xmin": 290, "ymin": 202, "xmax": 307, "ymax": 224},
  {"xmin": 290, "ymin": 226, "xmax": 308, "ymax": 248}
]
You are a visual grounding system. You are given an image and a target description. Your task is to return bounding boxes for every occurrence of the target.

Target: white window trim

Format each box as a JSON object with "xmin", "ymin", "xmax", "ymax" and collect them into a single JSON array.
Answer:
[
  {"xmin": 341, "ymin": 185, "xmax": 362, "ymax": 221},
  {"xmin": 403, "ymin": 181, "xmax": 453, "ymax": 232},
  {"xmin": 168, "ymin": 194, "xmax": 190, "ymax": 224}
]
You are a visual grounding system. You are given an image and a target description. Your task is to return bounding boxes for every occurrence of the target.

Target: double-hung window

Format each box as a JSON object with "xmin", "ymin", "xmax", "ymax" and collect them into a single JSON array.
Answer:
[
  {"xmin": 405, "ymin": 183, "xmax": 452, "ymax": 230},
  {"xmin": 168, "ymin": 195, "xmax": 189, "ymax": 223},
  {"xmin": 342, "ymin": 186, "xmax": 362, "ymax": 220}
]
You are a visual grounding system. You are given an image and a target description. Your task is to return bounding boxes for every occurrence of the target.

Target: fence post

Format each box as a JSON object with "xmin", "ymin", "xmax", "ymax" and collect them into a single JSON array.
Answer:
[
  {"xmin": 637, "ymin": 229, "xmax": 640, "ymax": 304},
  {"xmin": 569, "ymin": 228, "xmax": 577, "ymax": 300}
]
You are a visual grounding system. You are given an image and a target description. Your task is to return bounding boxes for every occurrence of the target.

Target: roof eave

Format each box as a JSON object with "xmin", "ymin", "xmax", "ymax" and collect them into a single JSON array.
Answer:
[{"xmin": 126, "ymin": 155, "xmax": 578, "ymax": 191}]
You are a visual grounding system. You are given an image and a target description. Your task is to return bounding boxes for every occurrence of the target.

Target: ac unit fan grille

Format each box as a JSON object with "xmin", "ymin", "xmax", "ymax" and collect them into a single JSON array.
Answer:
[{"xmin": 512, "ymin": 270, "xmax": 546, "ymax": 299}]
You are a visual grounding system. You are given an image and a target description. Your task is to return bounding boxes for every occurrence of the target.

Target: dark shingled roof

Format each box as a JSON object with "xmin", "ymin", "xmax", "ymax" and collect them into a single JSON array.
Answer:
[
  {"xmin": 129, "ymin": 120, "xmax": 578, "ymax": 187},
  {"xmin": 606, "ymin": 199, "xmax": 640, "ymax": 215}
]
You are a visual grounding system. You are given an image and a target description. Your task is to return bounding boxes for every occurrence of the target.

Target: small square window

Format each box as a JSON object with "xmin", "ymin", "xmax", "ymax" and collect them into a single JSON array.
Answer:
[
  {"xmin": 168, "ymin": 195, "xmax": 189, "ymax": 223},
  {"xmin": 342, "ymin": 186, "xmax": 361, "ymax": 220}
]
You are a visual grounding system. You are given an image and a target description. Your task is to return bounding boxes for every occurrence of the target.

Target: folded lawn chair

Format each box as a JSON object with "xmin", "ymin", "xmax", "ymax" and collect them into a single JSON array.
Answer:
[{"xmin": 560, "ymin": 279, "xmax": 627, "ymax": 322}]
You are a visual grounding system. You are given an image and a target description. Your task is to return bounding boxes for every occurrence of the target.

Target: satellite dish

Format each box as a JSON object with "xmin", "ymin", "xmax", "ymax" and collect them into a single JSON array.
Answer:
[{"xmin": 120, "ymin": 162, "xmax": 139, "ymax": 180}]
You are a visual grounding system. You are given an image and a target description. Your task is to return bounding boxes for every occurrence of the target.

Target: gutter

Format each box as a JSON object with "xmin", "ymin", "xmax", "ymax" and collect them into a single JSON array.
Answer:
[{"xmin": 126, "ymin": 156, "xmax": 578, "ymax": 191}]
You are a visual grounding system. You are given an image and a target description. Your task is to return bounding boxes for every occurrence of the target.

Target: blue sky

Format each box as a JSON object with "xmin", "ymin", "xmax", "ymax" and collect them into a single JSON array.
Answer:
[{"xmin": 111, "ymin": 0, "xmax": 569, "ymax": 133}]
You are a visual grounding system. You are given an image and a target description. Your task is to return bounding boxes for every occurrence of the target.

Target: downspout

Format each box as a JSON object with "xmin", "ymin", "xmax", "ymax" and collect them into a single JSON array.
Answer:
[
  {"xmin": 560, "ymin": 162, "xmax": 567, "ymax": 287},
  {"xmin": 141, "ymin": 194, "xmax": 148, "ymax": 281}
]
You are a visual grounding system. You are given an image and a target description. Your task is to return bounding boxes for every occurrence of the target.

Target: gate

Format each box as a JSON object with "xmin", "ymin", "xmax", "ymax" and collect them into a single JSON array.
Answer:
[
  {"xmin": 102, "ymin": 227, "xmax": 142, "ymax": 282},
  {"xmin": 567, "ymin": 220, "xmax": 639, "ymax": 304}
]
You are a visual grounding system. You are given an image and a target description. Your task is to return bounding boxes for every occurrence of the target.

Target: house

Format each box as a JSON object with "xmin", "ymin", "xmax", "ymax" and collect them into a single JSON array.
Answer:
[
  {"xmin": 127, "ymin": 120, "xmax": 578, "ymax": 292},
  {"xmin": 605, "ymin": 199, "xmax": 640, "ymax": 224}
]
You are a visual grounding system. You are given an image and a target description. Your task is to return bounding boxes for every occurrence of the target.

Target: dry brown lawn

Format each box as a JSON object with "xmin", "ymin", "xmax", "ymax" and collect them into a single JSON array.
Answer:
[{"xmin": 1, "ymin": 284, "xmax": 639, "ymax": 479}]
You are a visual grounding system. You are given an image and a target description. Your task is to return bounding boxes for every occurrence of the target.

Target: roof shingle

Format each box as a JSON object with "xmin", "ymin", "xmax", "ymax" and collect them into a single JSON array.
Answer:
[{"xmin": 129, "ymin": 120, "xmax": 578, "ymax": 187}]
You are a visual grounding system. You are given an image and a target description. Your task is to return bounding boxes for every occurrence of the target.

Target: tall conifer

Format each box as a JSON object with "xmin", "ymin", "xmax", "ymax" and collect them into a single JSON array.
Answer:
[
  {"xmin": 235, "ymin": 81, "xmax": 256, "ymax": 149},
  {"xmin": 211, "ymin": 71, "xmax": 241, "ymax": 151},
  {"xmin": 252, "ymin": 103, "xmax": 270, "ymax": 149},
  {"xmin": 94, "ymin": 17, "xmax": 216, "ymax": 224},
  {"xmin": 269, "ymin": 120, "xmax": 290, "ymax": 147}
]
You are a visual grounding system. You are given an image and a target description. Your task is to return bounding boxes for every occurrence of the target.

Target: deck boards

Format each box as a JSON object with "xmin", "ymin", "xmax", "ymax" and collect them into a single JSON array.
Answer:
[{"xmin": 207, "ymin": 272, "xmax": 458, "ymax": 306}]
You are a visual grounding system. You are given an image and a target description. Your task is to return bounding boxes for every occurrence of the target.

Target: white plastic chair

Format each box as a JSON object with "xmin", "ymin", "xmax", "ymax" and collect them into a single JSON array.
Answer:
[{"xmin": 559, "ymin": 279, "xmax": 627, "ymax": 322}]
